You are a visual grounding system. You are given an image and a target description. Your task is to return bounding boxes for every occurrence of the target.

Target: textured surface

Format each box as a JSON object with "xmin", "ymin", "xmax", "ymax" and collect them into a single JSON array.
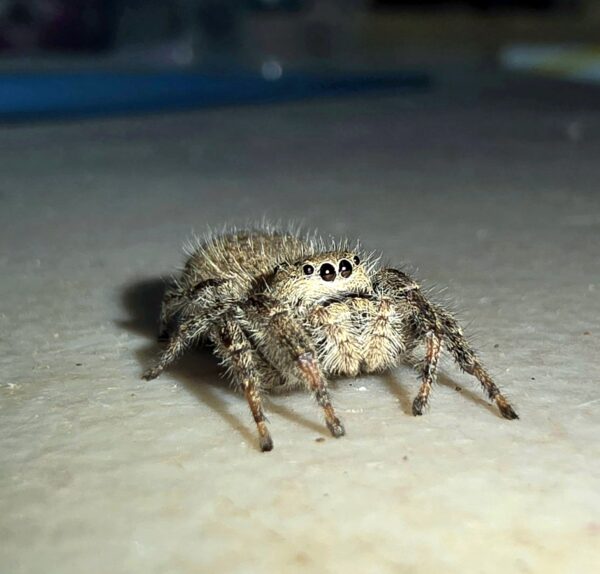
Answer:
[{"xmin": 1, "ymin": 77, "xmax": 600, "ymax": 573}]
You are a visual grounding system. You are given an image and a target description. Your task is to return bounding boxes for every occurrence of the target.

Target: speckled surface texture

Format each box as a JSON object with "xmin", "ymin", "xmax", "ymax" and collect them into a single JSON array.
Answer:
[{"xmin": 1, "ymin": 77, "xmax": 599, "ymax": 574}]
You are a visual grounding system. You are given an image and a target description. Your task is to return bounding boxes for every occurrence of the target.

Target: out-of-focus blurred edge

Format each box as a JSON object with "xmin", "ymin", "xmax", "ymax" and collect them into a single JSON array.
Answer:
[
  {"xmin": 501, "ymin": 44, "xmax": 600, "ymax": 84},
  {"xmin": 0, "ymin": 70, "xmax": 430, "ymax": 122}
]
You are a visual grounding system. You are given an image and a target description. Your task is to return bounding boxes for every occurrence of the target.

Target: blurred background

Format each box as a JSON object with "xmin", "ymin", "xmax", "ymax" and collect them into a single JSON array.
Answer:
[
  {"xmin": 1, "ymin": 0, "xmax": 599, "ymax": 119},
  {"xmin": 2, "ymin": 4, "xmax": 600, "ymax": 574}
]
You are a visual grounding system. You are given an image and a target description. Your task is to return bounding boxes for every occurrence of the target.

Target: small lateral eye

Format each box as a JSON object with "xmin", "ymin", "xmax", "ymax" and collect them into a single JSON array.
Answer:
[
  {"xmin": 303, "ymin": 264, "xmax": 314, "ymax": 276},
  {"xmin": 353, "ymin": 255, "xmax": 360, "ymax": 265},
  {"xmin": 339, "ymin": 259, "xmax": 353, "ymax": 278}
]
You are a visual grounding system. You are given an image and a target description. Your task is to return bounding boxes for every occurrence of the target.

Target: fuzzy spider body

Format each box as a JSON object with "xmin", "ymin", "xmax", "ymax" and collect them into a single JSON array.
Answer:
[{"xmin": 144, "ymin": 227, "xmax": 518, "ymax": 451}]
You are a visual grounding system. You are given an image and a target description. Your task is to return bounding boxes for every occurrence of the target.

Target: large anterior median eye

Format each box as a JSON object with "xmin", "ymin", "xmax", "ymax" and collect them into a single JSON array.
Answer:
[
  {"xmin": 339, "ymin": 259, "xmax": 353, "ymax": 278},
  {"xmin": 319, "ymin": 263, "xmax": 336, "ymax": 282}
]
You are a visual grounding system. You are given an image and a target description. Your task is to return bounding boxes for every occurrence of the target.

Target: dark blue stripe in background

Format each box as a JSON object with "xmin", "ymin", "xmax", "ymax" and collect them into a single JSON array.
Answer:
[{"xmin": 0, "ymin": 70, "xmax": 429, "ymax": 121}]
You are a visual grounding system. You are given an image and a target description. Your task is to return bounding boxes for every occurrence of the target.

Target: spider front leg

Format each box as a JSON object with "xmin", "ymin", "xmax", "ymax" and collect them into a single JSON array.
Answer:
[
  {"xmin": 211, "ymin": 317, "xmax": 273, "ymax": 452},
  {"xmin": 243, "ymin": 296, "xmax": 345, "ymax": 438}
]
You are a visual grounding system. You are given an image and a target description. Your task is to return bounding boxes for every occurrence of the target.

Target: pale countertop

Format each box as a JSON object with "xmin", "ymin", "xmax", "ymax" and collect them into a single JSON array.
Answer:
[{"xmin": 1, "ymin": 76, "xmax": 599, "ymax": 573}]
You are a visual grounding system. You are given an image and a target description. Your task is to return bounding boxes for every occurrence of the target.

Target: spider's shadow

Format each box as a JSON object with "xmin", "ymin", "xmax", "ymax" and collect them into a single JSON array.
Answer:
[
  {"xmin": 118, "ymin": 279, "xmax": 495, "ymax": 448},
  {"xmin": 117, "ymin": 278, "xmax": 327, "ymax": 446}
]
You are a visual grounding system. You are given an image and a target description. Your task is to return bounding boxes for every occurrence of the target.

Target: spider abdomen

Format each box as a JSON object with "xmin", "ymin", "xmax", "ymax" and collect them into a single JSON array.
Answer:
[{"xmin": 182, "ymin": 231, "xmax": 309, "ymax": 288}]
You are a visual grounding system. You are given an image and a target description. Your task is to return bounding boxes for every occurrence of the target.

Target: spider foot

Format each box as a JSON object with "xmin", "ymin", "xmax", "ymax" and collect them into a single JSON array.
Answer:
[
  {"xmin": 157, "ymin": 330, "xmax": 170, "ymax": 343},
  {"xmin": 142, "ymin": 366, "xmax": 163, "ymax": 381},
  {"xmin": 497, "ymin": 398, "xmax": 519, "ymax": 420},
  {"xmin": 412, "ymin": 396, "xmax": 427, "ymax": 416},
  {"xmin": 259, "ymin": 433, "xmax": 274, "ymax": 452},
  {"xmin": 326, "ymin": 418, "xmax": 346, "ymax": 438}
]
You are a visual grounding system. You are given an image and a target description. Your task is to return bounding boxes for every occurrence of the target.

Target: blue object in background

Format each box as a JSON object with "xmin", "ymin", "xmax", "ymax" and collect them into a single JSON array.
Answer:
[{"xmin": 0, "ymin": 69, "xmax": 429, "ymax": 121}]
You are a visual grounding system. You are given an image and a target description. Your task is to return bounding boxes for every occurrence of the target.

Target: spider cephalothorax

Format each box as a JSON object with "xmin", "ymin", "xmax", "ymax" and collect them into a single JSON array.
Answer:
[{"xmin": 143, "ymin": 225, "xmax": 518, "ymax": 452}]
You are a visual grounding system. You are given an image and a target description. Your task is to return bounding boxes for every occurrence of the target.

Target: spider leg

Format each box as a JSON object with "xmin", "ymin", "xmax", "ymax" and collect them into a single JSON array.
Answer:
[
  {"xmin": 243, "ymin": 295, "xmax": 345, "ymax": 438},
  {"xmin": 374, "ymin": 268, "xmax": 518, "ymax": 420},
  {"xmin": 157, "ymin": 278, "xmax": 229, "ymax": 341},
  {"xmin": 412, "ymin": 331, "xmax": 442, "ymax": 416},
  {"xmin": 158, "ymin": 287, "xmax": 182, "ymax": 341},
  {"xmin": 142, "ymin": 316, "xmax": 202, "ymax": 380},
  {"xmin": 434, "ymin": 307, "xmax": 519, "ymax": 419},
  {"xmin": 211, "ymin": 317, "xmax": 273, "ymax": 452}
]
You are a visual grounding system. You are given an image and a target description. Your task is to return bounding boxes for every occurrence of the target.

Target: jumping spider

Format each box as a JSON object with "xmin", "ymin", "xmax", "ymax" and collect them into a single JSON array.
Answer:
[{"xmin": 143, "ymin": 225, "xmax": 518, "ymax": 452}]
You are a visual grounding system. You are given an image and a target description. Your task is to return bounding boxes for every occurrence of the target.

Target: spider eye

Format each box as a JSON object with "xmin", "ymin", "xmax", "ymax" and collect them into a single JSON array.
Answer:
[
  {"xmin": 302, "ymin": 264, "xmax": 314, "ymax": 276},
  {"xmin": 353, "ymin": 255, "xmax": 360, "ymax": 265},
  {"xmin": 339, "ymin": 259, "xmax": 353, "ymax": 278},
  {"xmin": 319, "ymin": 263, "xmax": 336, "ymax": 282}
]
